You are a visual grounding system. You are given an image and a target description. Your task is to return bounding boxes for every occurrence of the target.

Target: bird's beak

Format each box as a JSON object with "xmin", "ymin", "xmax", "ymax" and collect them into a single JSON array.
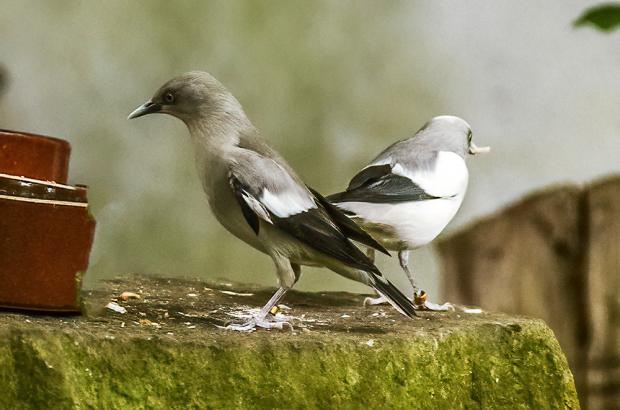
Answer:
[
  {"xmin": 127, "ymin": 100, "xmax": 162, "ymax": 120},
  {"xmin": 469, "ymin": 141, "xmax": 491, "ymax": 155}
]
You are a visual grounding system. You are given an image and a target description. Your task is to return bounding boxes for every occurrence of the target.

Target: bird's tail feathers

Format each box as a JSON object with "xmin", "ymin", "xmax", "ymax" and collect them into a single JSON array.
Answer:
[{"xmin": 369, "ymin": 275, "xmax": 417, "ymax": 318}]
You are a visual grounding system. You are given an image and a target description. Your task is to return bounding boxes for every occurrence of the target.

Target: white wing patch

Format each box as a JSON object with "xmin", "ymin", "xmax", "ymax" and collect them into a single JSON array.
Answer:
[
  {"xmin": 240, "ymin": 191, "xmax": 272, "ymax": 224},
  {"xmin": 392, "ymin": 151, "xmax": 468, "ymax": 198},
  {"xmin": 260, "ymin": 188, "xmax": 316, "ymax": 218}
]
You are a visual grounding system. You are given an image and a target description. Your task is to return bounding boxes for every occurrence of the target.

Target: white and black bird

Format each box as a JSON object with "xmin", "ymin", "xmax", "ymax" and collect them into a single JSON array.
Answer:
[
  {"xmin": 128, "ymin": 71, "xmax": 416, "ymax": 330},
  {"xmin": 328, "ymin": 115, "xmax": 490, "ymax": 310}
]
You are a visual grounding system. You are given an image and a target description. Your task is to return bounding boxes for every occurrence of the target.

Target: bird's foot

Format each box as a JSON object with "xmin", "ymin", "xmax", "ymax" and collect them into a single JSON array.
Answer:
[
  {"xmin": 413, "ymin": 290, "xmax": 455, "ymax": 312},
  {"xmin": 221, "ymin": 310, "xmax": 294, "ymax": 332},
  {"xmin": 363, "ymin": 291, "xmax": 454, "ymax": 312},
  {"xmin": 363, "ymin": 295, "xmax": 389, "ymax": 306}
]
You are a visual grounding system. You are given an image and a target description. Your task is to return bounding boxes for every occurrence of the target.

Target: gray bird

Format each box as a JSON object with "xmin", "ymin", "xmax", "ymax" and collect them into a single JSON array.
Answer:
[
  {"xmin": 328, "ymin": 116, "xmax": 489, "ymax": 310},
  {"xmin": 128, "ymin": 71, "xmax": 416, "ymax": 331}
]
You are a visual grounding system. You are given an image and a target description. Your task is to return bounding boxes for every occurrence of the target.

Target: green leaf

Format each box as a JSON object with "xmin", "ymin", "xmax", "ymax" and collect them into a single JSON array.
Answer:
[{"xmin": 574, "ymin": 3, "xmax": 620, "ymax": 32}]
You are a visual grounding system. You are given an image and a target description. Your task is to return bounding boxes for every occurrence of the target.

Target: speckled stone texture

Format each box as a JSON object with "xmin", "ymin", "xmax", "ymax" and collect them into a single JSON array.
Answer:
[{"xmin": 0, "ymin": 277, "xmax": 579, "ymax": 409}]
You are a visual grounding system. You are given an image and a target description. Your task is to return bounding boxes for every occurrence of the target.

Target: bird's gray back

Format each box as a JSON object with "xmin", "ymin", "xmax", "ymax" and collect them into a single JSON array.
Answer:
[
  {"xmin": 370, "ymin": 123, "xmax": 469, "ymax": 171},
  {"xmin": 230, "ymin": 147, "xmax": 312, "ymax": 203},
  {"xmin": 371, "ymin": 138, "xmax": 438, "ymax": 172},
  {"xmin": 237, "ymin": 128, "xmax": 307, "ymax": 190}
]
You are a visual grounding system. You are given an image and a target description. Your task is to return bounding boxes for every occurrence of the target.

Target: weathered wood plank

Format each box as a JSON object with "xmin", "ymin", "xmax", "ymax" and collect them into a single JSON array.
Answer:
[
  {"xmin": 585, "ymin": 176, "xmax": 620, "ymax": 410},
  {"xmin": 438, "ymin": 176, "xmax": 620, "ymax": 410}
]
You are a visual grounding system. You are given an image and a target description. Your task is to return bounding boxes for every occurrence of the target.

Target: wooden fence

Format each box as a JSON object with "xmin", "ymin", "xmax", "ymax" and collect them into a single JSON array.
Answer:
[{"xmin": 438, "ymin": 176, "xmax": 619, "ymax": 410}]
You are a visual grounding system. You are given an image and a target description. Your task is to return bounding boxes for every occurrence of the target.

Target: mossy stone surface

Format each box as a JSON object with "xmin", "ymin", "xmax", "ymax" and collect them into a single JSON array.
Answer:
[{"xmin": 0, "ymin": 277, "xmax": 579, "ymax": 409}]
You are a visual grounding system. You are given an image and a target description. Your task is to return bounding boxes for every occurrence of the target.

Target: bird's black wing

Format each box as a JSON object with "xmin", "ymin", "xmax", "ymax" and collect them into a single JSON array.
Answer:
[
  {"xmin": 347, "ymin": 164, "xmax": 392, "ymax": 191},
  {"xmin": 307, "ymin": 186, "xmax": 389, "ymax": 255},
  {"xmin": 327, "ymin": 164, "xmax": 442, "ymax": 204},
  {"xmin": 272, "ymin": 206, "xmax": 382, "ymax": 275},
  {"xmin": 228, "ymin": 169, "xmax": 381, "ymax": 275},
  {"xmin": 230, "ymin": 174, "xmax": 262, "ymax": 235}
]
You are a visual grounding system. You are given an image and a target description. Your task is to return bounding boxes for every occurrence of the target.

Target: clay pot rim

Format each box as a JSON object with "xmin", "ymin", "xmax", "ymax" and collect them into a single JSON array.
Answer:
[
  {"xmin": 0, "ymin": 173, "xmax": 88, "ymax": 206},
  {"xmin": 0, "ymin": 129, "xmax": 71, "ymax": 149},
  {"xmin": 0, "ymin": 195, "xmax": 89, "ymax": 208},
  {"xmin": 0, "ymin": 172, "xmax": 80, "ymax": 190}
]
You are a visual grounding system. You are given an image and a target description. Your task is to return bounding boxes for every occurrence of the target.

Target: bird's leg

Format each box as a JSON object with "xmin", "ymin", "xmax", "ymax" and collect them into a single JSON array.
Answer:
[
  {"xmin": 224, "ymin": 287, "xmax": 292, "ymax": 332},
  {"xmin": 400, "ymin": 250, "xmax": 454, "ymax": 312},
  {"xmin": 225, "ymin": 256, "xmax": 298, "ymax": 331},
  {"xmin": 398, "ymin": 250, "xmax": 420, "ymax": 296}
]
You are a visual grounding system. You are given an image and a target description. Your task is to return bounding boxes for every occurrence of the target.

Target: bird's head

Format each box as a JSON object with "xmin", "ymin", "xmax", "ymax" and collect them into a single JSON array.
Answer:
[
  {"xmin": 417, "ymin": 115, "xmax": 490, "ymax": 157},
  {"xmin": 128, "ymin": 71, "xmax": 246, "ymax": 127}
]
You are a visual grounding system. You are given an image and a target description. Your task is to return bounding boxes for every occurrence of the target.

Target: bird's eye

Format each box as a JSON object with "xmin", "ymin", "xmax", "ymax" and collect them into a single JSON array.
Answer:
[
  {"xmin": 467, "ymin": 130, "xmax": 473, "ymax": 142},
  {"xmin": 163, "ymin": 92, "xmax": 175, "ymax": 104}
]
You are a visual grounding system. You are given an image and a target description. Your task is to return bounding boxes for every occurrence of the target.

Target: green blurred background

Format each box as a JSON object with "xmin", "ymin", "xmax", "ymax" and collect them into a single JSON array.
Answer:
[{"xmin": 0, "ymin": 1, "xmax": 618, "ymax": 296}]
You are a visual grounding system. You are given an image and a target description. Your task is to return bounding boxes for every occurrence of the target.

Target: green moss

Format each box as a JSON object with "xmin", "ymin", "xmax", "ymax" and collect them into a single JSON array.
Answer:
[{"xmin": 0, "ymin": 320, "xmax": 578, "ymax": 409}]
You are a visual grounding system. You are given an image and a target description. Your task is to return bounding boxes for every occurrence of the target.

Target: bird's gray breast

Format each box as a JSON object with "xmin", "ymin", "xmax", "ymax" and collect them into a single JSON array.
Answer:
[{"xmin": 199, "ymin": 157, "xmax": 266, "ymax": 254}]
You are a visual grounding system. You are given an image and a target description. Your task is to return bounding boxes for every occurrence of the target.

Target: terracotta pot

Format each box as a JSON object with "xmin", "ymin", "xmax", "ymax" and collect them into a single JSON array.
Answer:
[
  {"xmin": 0, "ymin": 174, "xmax": 95, "ymax": 312},
  {"xmin": 0, "ymin": 129, "xmax": 70, "ymax": 183}
]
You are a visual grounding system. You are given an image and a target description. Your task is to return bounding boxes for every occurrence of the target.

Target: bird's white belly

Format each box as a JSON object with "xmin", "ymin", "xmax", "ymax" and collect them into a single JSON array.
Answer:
[{"xmin": 341, "ymin": 195, "xmax": 464, "ymax": 250}]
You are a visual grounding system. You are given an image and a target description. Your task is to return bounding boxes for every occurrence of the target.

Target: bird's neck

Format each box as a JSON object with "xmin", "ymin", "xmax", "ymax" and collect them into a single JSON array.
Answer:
[
  {"xmin": 186, "ymin": 110, "xmax": 254, "ymax": 154},
  {"xmin": 185, "ymin": 112, "xmax": 255, "ymax": 190}
]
